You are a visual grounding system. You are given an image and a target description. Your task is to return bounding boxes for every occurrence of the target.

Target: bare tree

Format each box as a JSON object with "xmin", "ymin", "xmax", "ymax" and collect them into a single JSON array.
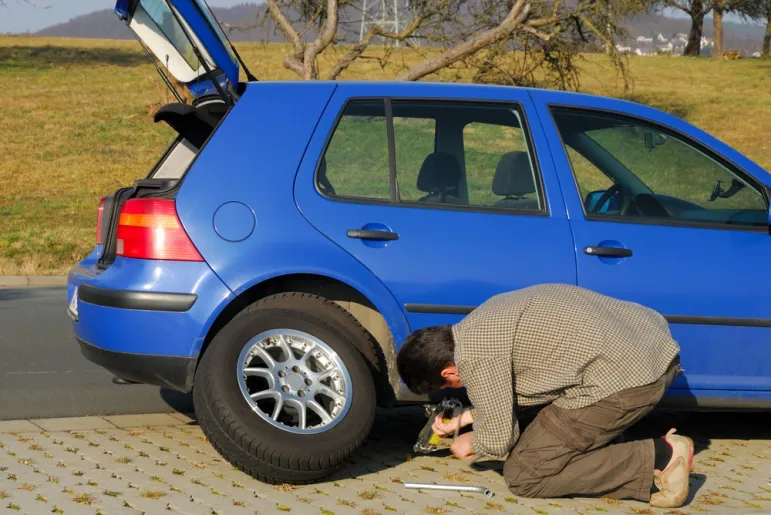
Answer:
[
  {"xmin": 255, "ymin": 0, "xmax": 655, "ymax": 91},
  {"xmin": 765, "ymin": 0, "xmax": 771, "ymax": 57},
  {"xmin": 660, "ymin": 0, "xmax": 713, "ymax": 56},
  {"xmin": 712, "ymin": 0, "xmax": 764, "ymax": 58}
]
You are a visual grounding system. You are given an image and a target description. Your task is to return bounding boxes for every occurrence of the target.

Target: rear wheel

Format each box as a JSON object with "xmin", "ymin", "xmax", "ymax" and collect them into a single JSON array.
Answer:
[{"xmin": 193, "ymin": 293, "xmax": 377, "ymax": 484}]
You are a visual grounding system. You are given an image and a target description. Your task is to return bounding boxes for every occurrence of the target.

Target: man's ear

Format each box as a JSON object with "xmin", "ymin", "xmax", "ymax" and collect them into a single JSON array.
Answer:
[{"xmin": 440, "ymin": 364, "xmax": 461, "ymax": 387}]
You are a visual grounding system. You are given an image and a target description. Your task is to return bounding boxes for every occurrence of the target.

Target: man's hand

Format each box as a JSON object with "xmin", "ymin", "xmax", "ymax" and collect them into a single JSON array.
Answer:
[
  {"xmin": 450, "ymin": 432, "xmax": 475, "ymax": 460},
  {"xmin": 432, "ymin": 409, "xmax": 474, "ymax": 437},
  {"xmin": 432, "ymin": 415, "xmax": 461, "ymax": 437}
]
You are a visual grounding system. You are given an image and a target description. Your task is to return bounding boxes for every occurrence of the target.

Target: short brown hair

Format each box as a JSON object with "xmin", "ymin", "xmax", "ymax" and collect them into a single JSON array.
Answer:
[{"xmin": 396, "ymin": 325, "xmax": 455, "ymax": 395}]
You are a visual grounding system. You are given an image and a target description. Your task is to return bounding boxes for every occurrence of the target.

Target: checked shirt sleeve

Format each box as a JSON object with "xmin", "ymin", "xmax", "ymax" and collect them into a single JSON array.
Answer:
[{"xmin": 457, "ymin": 355, "xmax": 518, "ymax": 458}]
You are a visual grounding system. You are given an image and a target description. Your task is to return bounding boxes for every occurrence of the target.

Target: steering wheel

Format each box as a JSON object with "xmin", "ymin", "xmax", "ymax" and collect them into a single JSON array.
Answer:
[{"xmin": 590, "ymin": 184, "xmax": 623, "ymax": 214}]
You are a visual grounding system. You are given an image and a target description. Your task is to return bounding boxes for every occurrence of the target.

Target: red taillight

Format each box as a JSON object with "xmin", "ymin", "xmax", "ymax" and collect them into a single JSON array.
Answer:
[
  {"xmin": 116, "ymin": 198, "xmax": 203, "ymax": 262},
  {"xmin": 96, "ymin": 197, "xmax": 106, "ymax": 245}
]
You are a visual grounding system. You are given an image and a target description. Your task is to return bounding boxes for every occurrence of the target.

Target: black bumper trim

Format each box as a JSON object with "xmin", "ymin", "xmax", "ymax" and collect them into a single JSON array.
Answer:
[
  {"xmin": 79, "ymin": 284, "xmax": 197, "ymax": 312},
  {"xmin": 78, "ymin": 338, "xmax": 196, "ymax": 393}
]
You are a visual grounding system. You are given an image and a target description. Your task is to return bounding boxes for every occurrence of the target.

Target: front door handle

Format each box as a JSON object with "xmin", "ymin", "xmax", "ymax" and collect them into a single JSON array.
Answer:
[
  {"xmin": 347, "ymin": 229, "xmax": 399, "ymax": 241},
  {"xmin": 584, "ymin": 246, "xmax": 632, "ymax": 258}
]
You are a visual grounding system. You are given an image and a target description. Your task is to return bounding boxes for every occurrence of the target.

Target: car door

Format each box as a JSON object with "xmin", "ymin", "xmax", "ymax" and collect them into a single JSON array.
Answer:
[
  {"xmin": 532, "ymin": 90, "xmax": 771, "ymax": 406},
  {"xmin": 294, "ymin": 83, "xmax": 577, "ymax": 331}
]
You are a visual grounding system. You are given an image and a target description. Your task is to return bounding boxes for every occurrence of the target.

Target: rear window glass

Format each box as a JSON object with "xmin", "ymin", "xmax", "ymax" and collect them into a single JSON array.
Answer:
[{"xmin": 137, "ymin": 0, "xmax": 199, "ymax": 70}]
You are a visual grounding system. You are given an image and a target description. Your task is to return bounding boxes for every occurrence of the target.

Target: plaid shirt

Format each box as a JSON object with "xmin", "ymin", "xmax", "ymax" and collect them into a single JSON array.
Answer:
[{"xmin": 452, "ymin": 283, "xmax": 680, "ymax": 458}]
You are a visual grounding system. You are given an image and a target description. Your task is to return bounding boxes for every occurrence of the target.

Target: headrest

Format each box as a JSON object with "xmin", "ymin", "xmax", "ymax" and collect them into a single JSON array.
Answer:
[
  {"xmin": 417, "ymin": 152, "xmax": 461, "ymax": 193},
  {"xmin": 493, "ymin": 151, "xmax": 536, "ymax": 196}
]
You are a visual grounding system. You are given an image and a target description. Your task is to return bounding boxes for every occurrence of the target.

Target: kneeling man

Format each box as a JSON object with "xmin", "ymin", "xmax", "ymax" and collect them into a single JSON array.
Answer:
[{"xmin": 397, "ymin": 283, "xmax": 693, "ymax": 508}]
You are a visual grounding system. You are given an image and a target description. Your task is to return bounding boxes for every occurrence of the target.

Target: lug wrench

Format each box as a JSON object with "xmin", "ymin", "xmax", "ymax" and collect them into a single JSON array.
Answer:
[{"xmin": 403, "ymin": 482, "xmax": 494, "ymax": 498}]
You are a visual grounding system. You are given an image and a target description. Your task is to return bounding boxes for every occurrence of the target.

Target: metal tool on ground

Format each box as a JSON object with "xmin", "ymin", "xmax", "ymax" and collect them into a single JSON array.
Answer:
[
  {"xmin": 413, "ymin": 397, "xmax": 463, "ymax": 453},
  {"xmin": 403, "ymin": 482, "xmax": 494, "ymax": 498}
]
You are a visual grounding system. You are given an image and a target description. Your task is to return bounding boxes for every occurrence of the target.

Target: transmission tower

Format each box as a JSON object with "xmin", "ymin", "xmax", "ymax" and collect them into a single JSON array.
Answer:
[{"xmin": 359, "ymin": 0, "xmax": 417, "ymax": 47}]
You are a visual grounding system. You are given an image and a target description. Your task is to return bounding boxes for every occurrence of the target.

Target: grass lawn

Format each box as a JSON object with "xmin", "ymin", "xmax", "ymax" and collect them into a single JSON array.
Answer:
[{"xmin": 0, "ymin": 35, "xmax": 770, "ymax": 275}]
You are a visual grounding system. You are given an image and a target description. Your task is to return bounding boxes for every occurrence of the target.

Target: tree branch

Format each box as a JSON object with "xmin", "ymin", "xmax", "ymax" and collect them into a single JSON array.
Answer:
[
  {"xmin": 303, "ymin": 0, "xmax": 339, "ymax": 79},
  {"xmin": 266, "ymin": 0, "xmax": 306, "ymax": 76},
  {"xmin": 396, "ymin": 0, "xmax": 531, "ymax": 81}
]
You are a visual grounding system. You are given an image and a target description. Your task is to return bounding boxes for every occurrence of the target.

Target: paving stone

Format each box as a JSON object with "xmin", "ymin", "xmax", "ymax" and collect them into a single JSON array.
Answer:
[
  {"xmin": 0, "ymin": 420, "xmax": 42, "ymax": 433},
  {"xmin": 30, "ymin": 416, "xmax": 117, "ymax": 431},
  {"xmin": 103, "ymin": 413, "xmax": 186, "ymax": 428},
  {"xmin": 1, "ymin": 409, "xmax": 770, "ymax": 514}
]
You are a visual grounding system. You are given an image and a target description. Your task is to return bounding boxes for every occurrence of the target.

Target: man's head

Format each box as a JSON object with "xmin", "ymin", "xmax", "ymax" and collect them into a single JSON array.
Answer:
[{"xmin": 396, "ymin": 325, "xmax": 462, "ymax": 395}]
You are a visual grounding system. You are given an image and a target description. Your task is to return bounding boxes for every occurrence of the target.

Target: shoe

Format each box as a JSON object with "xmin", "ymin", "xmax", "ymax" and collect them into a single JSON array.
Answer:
[{"xmin": 650, "ymin": 428, "xmax": 694, "ymax": 508}]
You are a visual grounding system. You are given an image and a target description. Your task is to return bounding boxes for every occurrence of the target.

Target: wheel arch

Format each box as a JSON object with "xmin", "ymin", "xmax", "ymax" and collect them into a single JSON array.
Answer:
[{"xmin": 196, "ymin": 272, "xmax": 410, "ymax": 407}]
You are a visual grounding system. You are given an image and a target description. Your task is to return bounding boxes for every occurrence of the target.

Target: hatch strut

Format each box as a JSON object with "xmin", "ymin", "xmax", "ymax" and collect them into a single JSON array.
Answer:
[
  {"xmin": 201, "ymin": 0, "xmax": 258, "ymax": 82},
  {"xmin": 133, "ymin": 35, "xmax": 186, "ymax": 104},
  {"xmin": 166, "ymin": 3, "xmax": 235, "ymax": 107}
]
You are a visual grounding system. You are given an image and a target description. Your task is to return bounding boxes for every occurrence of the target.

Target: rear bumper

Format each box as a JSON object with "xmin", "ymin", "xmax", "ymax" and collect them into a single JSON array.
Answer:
[
  {"xmin": 78, "ymin": 338, "xmax": 196, "ymax": 392},
  {"xmin": 68, "ymin": 257, "xmax": 234, "ymax": 385}
]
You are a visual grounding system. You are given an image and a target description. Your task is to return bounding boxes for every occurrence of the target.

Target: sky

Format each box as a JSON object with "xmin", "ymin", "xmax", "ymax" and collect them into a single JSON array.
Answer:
[
  {"xmin": 0, "ymin": 0, "xmax": 750, "ymax": 35},
  {"xmin": 0, "ymin": 0, "xmax": 258, "ymax": 34}
]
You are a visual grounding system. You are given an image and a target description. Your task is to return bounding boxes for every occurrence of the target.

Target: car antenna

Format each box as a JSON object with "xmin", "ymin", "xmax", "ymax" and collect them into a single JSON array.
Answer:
[
  {"xmin": 201, "ymin": 0, "xmax": 258, "ymax": 82},
  {"xmin": 133, "ymin": 35, "xmax": 185, "ymax": 105}
]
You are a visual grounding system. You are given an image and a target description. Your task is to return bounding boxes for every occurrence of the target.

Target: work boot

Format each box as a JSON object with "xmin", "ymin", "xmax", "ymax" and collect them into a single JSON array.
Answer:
[{"xmin": 650, "ymin": 428, "xmax": 694, "ymax": 508}]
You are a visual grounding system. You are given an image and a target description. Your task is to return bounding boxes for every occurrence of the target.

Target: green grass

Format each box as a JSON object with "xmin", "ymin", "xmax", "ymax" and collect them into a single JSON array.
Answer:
[{"xmin": 1, "ymin": 35, "xmax": 770, "ymax": 274}]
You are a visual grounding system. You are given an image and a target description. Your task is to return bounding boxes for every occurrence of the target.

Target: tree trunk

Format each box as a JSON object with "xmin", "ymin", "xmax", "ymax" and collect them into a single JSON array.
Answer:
[
  {"xmin": 713, "ymin": 5, "xmax": 723, "ymax": 60},
  {"xmin": 684, "ymin": 0, "xmax": 705, "ymax": 57},
  {"xmin": 764, "ymin": 10, "xmax": 771, "ymax": 58}
]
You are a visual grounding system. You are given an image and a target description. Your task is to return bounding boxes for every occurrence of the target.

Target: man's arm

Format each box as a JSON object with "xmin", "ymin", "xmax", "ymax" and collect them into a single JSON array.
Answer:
[{"xmin": 457, "ymin": 356, "xmax": 518, "ymax": 458}]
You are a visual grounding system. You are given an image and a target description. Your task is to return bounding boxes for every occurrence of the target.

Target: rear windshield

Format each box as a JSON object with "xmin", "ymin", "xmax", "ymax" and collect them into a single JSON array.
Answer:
[{"xmin": 136, "ymin": 0, "xmax": 198, "ymax": 69}]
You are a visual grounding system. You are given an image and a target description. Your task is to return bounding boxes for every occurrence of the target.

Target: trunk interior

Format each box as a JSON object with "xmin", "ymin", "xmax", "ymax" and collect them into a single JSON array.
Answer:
[{"xmin": 96, "ymin": 99, "xmax": 228, "ymax": 269}]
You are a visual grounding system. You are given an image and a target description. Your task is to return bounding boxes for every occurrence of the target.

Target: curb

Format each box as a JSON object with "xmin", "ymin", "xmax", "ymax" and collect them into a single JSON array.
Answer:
[
  {"xmin": 0, "ymin": 276, "xmax": 68, "ymax": 287},
  {"xmin": 0, "ymin": 413, "xmax": 196, "ymax": 433}
]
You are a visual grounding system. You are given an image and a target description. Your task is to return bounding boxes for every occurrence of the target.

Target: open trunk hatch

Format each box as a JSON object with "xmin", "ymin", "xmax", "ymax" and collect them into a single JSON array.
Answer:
[{"xmin": 115, "ymin": 0, "xmax": 241, "ymax": 102}]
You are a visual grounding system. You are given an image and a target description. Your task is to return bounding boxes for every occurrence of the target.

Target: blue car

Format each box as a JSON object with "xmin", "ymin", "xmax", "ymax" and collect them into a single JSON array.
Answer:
[{"xmin": 68, "ymin": 0, "xmax": 771, "ymax": 484}]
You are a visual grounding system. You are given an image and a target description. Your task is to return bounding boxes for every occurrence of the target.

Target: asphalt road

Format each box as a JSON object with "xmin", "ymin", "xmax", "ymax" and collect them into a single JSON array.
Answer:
[{"xmin": 0, "ymin": 287, "xmax": 193, "ymax": 420}]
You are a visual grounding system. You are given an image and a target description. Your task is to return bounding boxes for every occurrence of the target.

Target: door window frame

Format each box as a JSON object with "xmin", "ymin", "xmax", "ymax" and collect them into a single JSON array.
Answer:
[
  {"xmin": 314, "ymin": 96, "xmax": 550, "ymax": 217},
  {"xmin": 548, "ymin": 104, "xmax": 771, "ymax": 233}
]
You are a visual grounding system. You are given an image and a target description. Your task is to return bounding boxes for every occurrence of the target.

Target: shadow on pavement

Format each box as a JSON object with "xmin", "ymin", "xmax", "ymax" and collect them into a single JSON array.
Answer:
[{"xmin": 159, "ymin": 388, "xmax": 195, "ymax": 414}]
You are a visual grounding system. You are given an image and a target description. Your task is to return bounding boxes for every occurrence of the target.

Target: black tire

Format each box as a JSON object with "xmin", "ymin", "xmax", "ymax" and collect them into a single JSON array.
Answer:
[{"xmin": 193, "ymin": 292, "xmax": 377, "ymax": 484}]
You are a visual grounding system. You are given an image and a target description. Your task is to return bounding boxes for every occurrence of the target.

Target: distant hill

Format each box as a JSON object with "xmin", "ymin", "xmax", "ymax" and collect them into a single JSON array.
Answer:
[{"xmin": 31, "ymin": 3, "xmax": 766, "ymax": 54}]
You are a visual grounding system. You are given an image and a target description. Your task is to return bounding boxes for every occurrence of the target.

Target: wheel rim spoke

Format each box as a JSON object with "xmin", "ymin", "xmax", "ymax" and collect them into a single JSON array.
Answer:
[
  {"xmin": 271, "ymin": 394, "xmax": 284, "ymax": 420},
  {"xmin": 250, "ymin": 388, "xmax": 279, "ymax": 401},
  {"xmin": 307, "ymin": 399, "xmax": 333, "ymax": 424},
  {"xmin": 317, "ymin": 386, "xmax": 344, "ymax": 404},
  {"xmin": 275, "ymin": 335, "xmax": 294, "ymax": 362},
  {"xmin": 253, "ymin": 347, "xmax": 275, "ymax": 368}
]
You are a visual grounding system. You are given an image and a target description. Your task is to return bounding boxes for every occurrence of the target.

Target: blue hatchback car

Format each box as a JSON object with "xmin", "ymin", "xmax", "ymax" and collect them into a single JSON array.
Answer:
[{"xmin": 68, "ymin": 0, "xmax": 771, "ymax": 484}]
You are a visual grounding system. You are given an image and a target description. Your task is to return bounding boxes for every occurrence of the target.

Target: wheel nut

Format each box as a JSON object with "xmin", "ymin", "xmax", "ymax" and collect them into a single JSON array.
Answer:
[
  {"xmin": 281, "ymin": 385, "xmax": 289, "ymax": 393},
  {"xmin": 292, "ymin": 366, "xmax": 300, "ymax": 373},
  {"xmin": 298, "ymin": 390, "xmax": 305, "ymax": 398},
  {"xmin": 278, "ymin": 371, "xmax": 286, "ymax": 378},
  {"xmin": 305, "ymin": 378, "xmax": 312, "ymax": 386}
]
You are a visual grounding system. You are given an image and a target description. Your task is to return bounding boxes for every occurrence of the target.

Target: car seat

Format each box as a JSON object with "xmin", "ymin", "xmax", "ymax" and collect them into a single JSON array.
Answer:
[
  {"xmin": 416, "ymin": 152, "xmax": 463, "ymax": 204},
  {"xmin": 492, "ymin": 151, "xmax": 539, "ymax": 210}
]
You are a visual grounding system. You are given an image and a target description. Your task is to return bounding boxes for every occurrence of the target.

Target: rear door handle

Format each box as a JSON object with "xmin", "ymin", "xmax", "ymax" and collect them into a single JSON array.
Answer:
[
  {"xmin": 584, "ymin": 246, "xmax": 632, "ymax": 258},
  {"xmin": 347, "ymin": 229, "xmax": 399, "ymax": 241}
]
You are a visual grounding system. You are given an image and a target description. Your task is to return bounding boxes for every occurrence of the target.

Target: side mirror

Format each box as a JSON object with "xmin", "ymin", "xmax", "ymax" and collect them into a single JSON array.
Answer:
[{"xmin": 585, "ymin": 189, "xmax": 621, "ymax": 214}]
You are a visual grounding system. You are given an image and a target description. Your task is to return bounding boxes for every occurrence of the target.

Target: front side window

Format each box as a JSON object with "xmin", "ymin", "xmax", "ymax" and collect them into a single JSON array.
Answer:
[
  {"xmin": 320, "ymin": 99, "xmax": 543, "ymax": 213},
  {"xmin": 551, "ymin": 108, "xmax": 767, "ymax": 228}
]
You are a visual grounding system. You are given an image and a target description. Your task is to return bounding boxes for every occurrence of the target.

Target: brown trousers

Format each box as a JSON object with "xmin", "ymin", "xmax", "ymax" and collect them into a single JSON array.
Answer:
[{"xmin": 502, "ymin": 357, "xmax": 680, "ymax": 502}]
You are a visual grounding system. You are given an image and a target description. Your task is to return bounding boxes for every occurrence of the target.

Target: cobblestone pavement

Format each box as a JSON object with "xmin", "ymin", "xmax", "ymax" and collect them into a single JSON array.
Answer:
[{"xmin": 0, "ymin": 408, "xmax": 770, "ymax": 514}]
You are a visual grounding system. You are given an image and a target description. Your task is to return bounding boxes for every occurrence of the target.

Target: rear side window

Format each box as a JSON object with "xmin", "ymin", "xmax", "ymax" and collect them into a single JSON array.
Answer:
[
  {"xmin": 319, "ymin": 99, "xmax": 543, "ymax": 213},
  {"xmin": 320, "ymin": 101, "xmax": 391, "ymax": 201}
]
